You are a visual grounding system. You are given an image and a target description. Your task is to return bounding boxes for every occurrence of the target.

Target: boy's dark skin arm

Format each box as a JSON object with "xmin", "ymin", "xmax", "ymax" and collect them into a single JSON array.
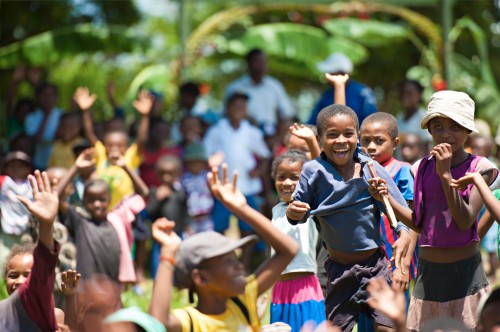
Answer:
[
  {"xmin": 209, "ymin": 165, "xmax": 299, "ymax": 294},
  {"xmin": 110, "ymin": 151, "xmax": 150, "ymax": 197},
  {"xmin": 133, "ymin": 90, "xmax": 154, "ymax": 152},
  {"xmin": 478, "ymin": 210, "xmax": 495, "ymax": 240},
  {"xmin": 326, "ymin": 73, "xmax": 349, "ymax": 106},
  {"xmin": 149, "ymin": 218, "xmax": 183, "ymax": 332},
  {"xmin": 74, "ymin": 87, "xmax": 98, "ymax": 147}
]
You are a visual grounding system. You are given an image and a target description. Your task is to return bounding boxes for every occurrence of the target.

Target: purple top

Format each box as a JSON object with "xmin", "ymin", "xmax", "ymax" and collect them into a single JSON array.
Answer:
[{"xmin": 412, "ymin": 154, "xmax": 498, "ymax": 247}]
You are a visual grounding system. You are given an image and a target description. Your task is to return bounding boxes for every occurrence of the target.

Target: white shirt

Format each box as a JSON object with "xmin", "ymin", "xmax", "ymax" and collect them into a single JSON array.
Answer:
[
  {"xmin": 225, "ymin": 75, "xmax": 295, "ymax": 135},
  {"xmin": 271, "ymin": 202, "xmax": 318, "ymax": 274},
  {"xmin": 203, "ymin": 118, "xmax": 271, "ymax": 195},
  {"xmin": 396, "ymin": 108, "xmax": 432, "ymax": 143},
  {"xmin": 0, "ymin": 176, "xmax": 33, "ymax": 235}
]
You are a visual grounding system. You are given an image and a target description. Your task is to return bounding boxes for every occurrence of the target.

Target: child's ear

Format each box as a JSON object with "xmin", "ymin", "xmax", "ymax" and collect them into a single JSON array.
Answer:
[
  {"xmin": 191, "ymin": 268, "xmax": 207, "ymax": 287},
  {"xmin": 393, "ymin": 137, "xmax": 400, "ymax": 150}
]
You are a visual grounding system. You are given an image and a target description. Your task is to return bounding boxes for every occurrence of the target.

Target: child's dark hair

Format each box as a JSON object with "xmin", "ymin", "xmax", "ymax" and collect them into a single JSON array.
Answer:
[
  {"xmin": 316, "ymin": 104, "xmax": 359, "ymax": 137},
  {"xmin": 180, "ymin": 82, "xmax": 200, "ymax": 97},
  {"xmin": 225, "ymin": 92, "xmax": 249, "ymax": 109},
  {"xmin": 246, "ymin": 48, "xmax": 264, "ymax": 62},
  {"xmin": 361, "ymin": 112, "xmax": 399, "ymax": 140},
  {"xmin": 35, "ymin": 82, "xmax": 58, "ymax": 97},
  {"xmin": 3, "ymin": 242, "xmax": 36, "ymax": 279},
  {"xmin": 83, "ymin": 179, "xmax": 110, "ymax": 195},
  {"xmin": 271, "ymin": 150, "xmax": 308, "ymax": 179},
  {"xmin": 400, "ymin": 79, "xmax": 424, "ymax": 103}
]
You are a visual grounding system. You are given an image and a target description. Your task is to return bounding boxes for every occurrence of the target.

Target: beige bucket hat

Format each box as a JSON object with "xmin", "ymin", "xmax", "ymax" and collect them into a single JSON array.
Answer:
[{"xmin": 421, "ymin": 90, "xmax": 478, "ymax": 133}]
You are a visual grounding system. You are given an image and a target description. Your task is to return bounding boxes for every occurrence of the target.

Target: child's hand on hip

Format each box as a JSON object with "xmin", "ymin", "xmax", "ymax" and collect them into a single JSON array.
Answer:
[{"xmin": 286, "ymin": 201, "xmax": 310, "ymax": 221}]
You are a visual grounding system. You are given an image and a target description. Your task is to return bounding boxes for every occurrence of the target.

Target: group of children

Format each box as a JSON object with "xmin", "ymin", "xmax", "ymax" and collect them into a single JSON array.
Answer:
[{"xmin": 1, "ymin": 65, "xmax": 500, "ymax": 332}]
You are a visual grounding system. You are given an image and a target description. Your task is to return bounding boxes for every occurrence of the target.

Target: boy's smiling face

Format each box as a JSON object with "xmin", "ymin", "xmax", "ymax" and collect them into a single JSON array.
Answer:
[
  {"xmin": 360, "ymin": 121, "xmax": 398, "ymax": 165},
  {"xmin": 321, "ymin": 114, "xmax": 358, "ymax": 168},
  {"xmin": 83, "ymin": 183, "xmax": 110, "ymax": 221},
  {"xmin": 104, "ymin": 132, "xmax": 128, "ymax": 157}
]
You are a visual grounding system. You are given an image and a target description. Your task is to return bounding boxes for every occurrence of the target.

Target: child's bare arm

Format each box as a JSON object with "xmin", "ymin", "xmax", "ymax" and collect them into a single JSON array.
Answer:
[
  {"xmin": 208, "ymin": 165, "xmax": 299, "ymax": 295},
  {"xmin": 18, "ymin": 171, "xmax": 58, "ymax": 251},
  {"xmin": 133, "ymin": 90, "xmax": 153, "ymax": 151},
  {"xmin": 289, "ymin": 123, "xmax": 321, "ymax": 159},
  {"xmin": 368, "ymin": 178, "xmax": 418, "ymax": 232},
  {"xmin": 433, "ymin": 144, "xmax": 496, "ymax": 230},
  {"xmin": 74, "ymin": 87, "xmax": 98, "ymax": 146},
  {"xmin": 61, "ymin": 270, "xmax": 81, "ymax": 331},
  {"xmin": 452, "ymin": 171, "xmax": 500, "ymax": 223},
  {"xmin": 109, "ymin": 151, "xmax": 150, "ymax": 197},
  {"xmin": 478, "ymin": 209, "xmax": 496, "ymax": 240},
  {"xmin": 149, "ymin": 218, "xmax": 183, "ymax": 332},
  {"xmin": 325, "ymin": 73, "xmax": 349, "ymax": 105}
]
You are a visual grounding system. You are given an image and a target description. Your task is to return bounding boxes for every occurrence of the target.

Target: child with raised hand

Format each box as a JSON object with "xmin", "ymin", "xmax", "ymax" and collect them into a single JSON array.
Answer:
[
  {"xmin": 287, "ymin": 123, "xmax": 321, "ymax": 160},
  {"xmin": 286, "ymin": 104, "xmax": 411, "ymax": 331},
  {"xmin": 0, "ymin": 170, "xmax": 60, "ymax": 332},
  {"xmin": 56, "ymin": 269, "xmax": 81, "ymax": 332},
  {"xmin": 75, "ymin": 86, "xmax": 153, "ymax": 209},
  {"xmin": 58, "ymin": 147, "xmax": 148, "ymax": 284},
  {"xmin": 149, "ymin": 164, "xmax": 299, "ymax": 332},
  {"xmin": 369, "ymin": 91, "xmax": 499, "ymax": 330},
  {"xmin": 270, "ymin": 150, "xmax": 326, "ymax": 331}
]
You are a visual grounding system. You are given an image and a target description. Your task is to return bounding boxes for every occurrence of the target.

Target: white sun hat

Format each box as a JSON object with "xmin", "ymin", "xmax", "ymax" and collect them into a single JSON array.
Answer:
[{"xmin": 316, "ymin": 52, "xmax": 353, "ymax": 74}]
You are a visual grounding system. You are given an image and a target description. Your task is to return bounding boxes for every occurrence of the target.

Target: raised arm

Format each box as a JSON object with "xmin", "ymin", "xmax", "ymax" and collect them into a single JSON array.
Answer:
[
  {"xmin": 133, "ymin": 90, "xmax": 153, "ymax": 152},
  {"xmin": 148, "ymin": 218, "xmax": 183, "ymax": 332},
  {"xmin": 74, "ymin": 87, "xmax": 98, "ymax": 146},
  {"xmin": 109, "ymin": 151, "xmax": 150, "ymax": 197},
  {"xmin": 325, "ymin": 73, "xmax": 349, "ymax": 105},
  {"xmin": 289, "ymin": 123, "xmax": 321, "ymax": 159},
  {"xmin": 16, "ymin": 170, "xmax": 60, "ymax": 332},
  {"xmin": 60, "ymin": 270, "xmax": 81, "ymax": 331},
  {"xmin": 208, "ymin": 165, "xmax": 299, "ymax": 295}
]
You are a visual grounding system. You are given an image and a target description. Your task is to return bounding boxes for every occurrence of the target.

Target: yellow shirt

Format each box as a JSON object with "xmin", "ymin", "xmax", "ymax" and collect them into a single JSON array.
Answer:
[
  {"xmin": 47, "ymin": 138, "xmax": 81, "ymax": 169},
  {"xmin": 173, "ymin": 275, "xmax": 260, "ymax": 332},
  {"xmin": 94, "ymin": 140, "xmax": 141, "ymax": 209}
]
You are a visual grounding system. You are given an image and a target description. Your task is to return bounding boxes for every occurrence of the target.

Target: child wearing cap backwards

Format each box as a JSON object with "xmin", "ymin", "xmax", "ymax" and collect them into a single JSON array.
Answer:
[
  {"xmin": 0, "ymin": 151, "xmax": 34, "ymax": 268},
  {"xmin": 286, "ymin": 103, "xmax": 411, "ymax": 331},
  {"xmin": 369, "ymin": 90, "xmax": 499, "ymax": 330},
  {"xmin": 149, "ymin": 165, "xmax": 299, "ymax": 332}
]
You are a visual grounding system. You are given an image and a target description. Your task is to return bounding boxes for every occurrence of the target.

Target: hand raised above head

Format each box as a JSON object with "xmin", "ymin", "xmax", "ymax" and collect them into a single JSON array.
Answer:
[
  {"xmin": 75, "ymin": 148, "xmax": 96, "ymax": 169},
  {"xmin": 133, "ymin": 90, "xmax": 154, "ymax": 116},
  {"xmin": 74, "ymin": 87, "xmax": 97, "ymax": 111},
  {"xmin": 152, "ymin": 218, "xmax": 181, "ymax": 251},
  {"xmin": 17, "ymin": 170, "xmax": 59, "ymax": 226},
  {"xmin": 325, "ymin": 73, "xmax": 349, "ymax": 86},
  {"xmin": 61, "ymin": 270, "xmax": 81, "ymax": 296},
  {"xmin": 289, "ymin": 123, "xmax": 316, "ymax": 141},
  {"xmin": 207, "ymin": 164, "xmax": 247, "ymax": 211}
]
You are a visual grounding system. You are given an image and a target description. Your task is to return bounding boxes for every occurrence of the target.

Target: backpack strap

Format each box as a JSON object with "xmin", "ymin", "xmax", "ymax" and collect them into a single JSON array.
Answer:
[
  {"xmin": 183, "ymin": 308, "xmax": 194, "ymax": 332},
  {"xmin": 230, "ymin": 297, "xmax": 251, "ymax": 325}
]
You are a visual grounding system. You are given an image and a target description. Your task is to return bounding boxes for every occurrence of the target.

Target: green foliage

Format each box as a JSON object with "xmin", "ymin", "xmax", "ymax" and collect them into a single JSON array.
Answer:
[
  {"xmin": 323, "ymin": 18, "xmax": 410, "ymax": 48},
  {"xmin": 0, "ymin": 24, "xmax": 149, "ymax": 69}
]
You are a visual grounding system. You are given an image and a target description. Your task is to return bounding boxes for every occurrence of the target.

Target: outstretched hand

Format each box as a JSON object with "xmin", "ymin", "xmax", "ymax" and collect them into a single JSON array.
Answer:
[
  {"xmin": 61, "ymin": 270, "xmax": 81, "ymax": 296},
  {"xmin": 152, "ymin": 218, "xmax": 182, "ymax": 251},
  {"xmin": 74, "ymin": 87, "xmax": 97, "ymax": 111},
  {"xmin": 289, "ymin": 123, "xmax": 316, "ymax": 141},
  {"xmin": 207, "ymin": 164, "xmax": 247, "ymax": 211},
  {"xmin": 451, "ymin": 171, "xmax": 481, "ymax": 191},
  {"xmin": 75, "ymin": 148, "xmax": 96, "ymax": 169},
  {"xmin": 133, "ymin": 90, "xmax": 154, "ymax": 116},
  {"xmin": 325, "ymin": 73, "xmax": 349, "ymax": 86},
  {"xmin": 367, "ymin": 278, "xmax": 406, "ymax": 326},
  {"xmin": 17, "ymin": 170, "xmax": 58, "ymax": 226}
]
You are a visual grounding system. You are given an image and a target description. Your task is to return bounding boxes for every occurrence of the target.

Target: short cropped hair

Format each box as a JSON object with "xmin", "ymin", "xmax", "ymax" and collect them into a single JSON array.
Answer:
[
  {"xmin": 83, "ymin": 179, "xmax": 110, "ymax": 196},
  {"xmin": 316, "ymin": 104, "xmax": 359, "ymax": 137},
  {"xmin": 246, "ymin": 48, "xmax": 264, "ymax": 63},
  {"xmin": 3, "ymin": 242, "xmax": 36, "ymax": 279},
  {"xmin": 180, "ymin": 82, "xmax": 200, "ymax": 97},
  {"xmin": 271, "ymin": 150, "xmax": 308, "ymax": 179},
  {"xmin": 361, "ymin": 112, "xmax": 399, "ymax": 140}
]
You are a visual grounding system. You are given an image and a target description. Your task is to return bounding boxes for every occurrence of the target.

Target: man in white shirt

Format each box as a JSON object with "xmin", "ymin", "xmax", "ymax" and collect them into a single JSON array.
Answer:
[{"xmin": 225, "ymin": 49, "xmax": 295, "ymax": 137}]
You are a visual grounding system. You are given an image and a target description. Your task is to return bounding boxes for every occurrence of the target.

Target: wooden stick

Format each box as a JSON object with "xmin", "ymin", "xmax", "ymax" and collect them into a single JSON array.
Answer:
[{"xmin": 367, "ymin": 161, "xmax": 398, "ymax": 229}]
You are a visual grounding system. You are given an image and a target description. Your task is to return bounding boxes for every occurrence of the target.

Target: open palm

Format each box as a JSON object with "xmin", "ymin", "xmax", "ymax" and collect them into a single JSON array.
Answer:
[
  {"xmin": 74, "ymin": 87, "xmax": 97, "ymax": 111},
  {"xmin": 207, "ymin": 164, "xmax": 247, "ymax": 210},
  {"xmin": 18, "ymin": 170, "xmax": 59, "ymax": 226}
]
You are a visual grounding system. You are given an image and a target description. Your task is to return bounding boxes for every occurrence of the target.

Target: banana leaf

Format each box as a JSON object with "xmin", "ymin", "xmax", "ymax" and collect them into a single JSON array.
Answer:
[
  {"xmin": 323, "ymin": 18, "xmax": 410, "ymax": 48},
  {"xmin": 226, "ymin": 23, "xmax": 368, "ymax": 73},
  {"xmin": 0, "ymin": 24, "xmax": 149, "ymax": 69}
]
